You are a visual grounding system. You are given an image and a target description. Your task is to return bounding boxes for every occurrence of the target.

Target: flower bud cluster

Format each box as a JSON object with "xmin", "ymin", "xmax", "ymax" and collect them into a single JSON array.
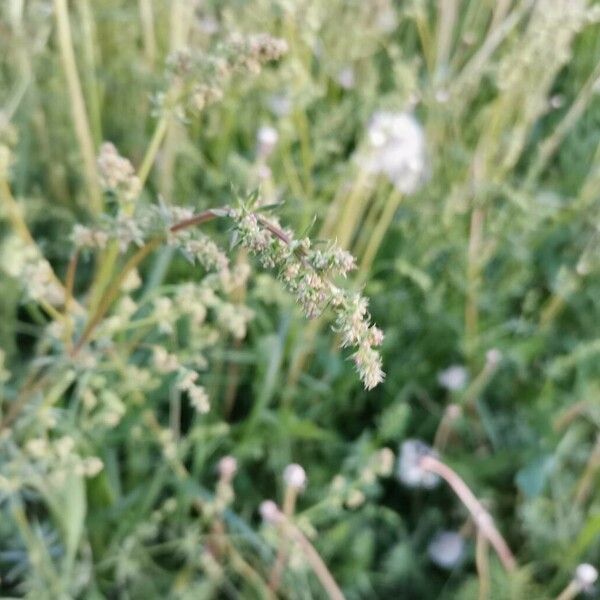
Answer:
[
  {"xmin": 97, "ymin": 142, "xmax": 141, "ymax": 203},
  {"xmin": 176, "ymin": 369, "xmax": 210, "ymax": 414},
  {"xmin": 164, "ymin": 32, "xmax": 288, "ymax": 116},
  {"xmin": 22, "ymin": 435, "xmax": 104, "ymax": 483},
  {"xmin": 71, "ymin": 224, "xmax": 109, "ymax": 249},
  {"xmin": 181, "ymin": 235, "xmax": 230, "ymax": 274}
]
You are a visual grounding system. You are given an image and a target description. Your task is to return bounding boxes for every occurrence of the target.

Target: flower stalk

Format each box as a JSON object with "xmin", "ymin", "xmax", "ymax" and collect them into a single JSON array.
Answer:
[{"xmin": 419, "ymin": 454, "xmax": 517, "ymax": 572}]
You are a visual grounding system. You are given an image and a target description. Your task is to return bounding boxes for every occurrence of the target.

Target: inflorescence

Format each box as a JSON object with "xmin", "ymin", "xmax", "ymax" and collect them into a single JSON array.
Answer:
[{"xmin": 70, "ymin": 142, "xmax": 384, "ymax": 389}]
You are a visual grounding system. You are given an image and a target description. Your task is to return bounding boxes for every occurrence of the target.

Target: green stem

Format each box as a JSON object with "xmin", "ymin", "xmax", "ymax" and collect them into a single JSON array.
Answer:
[
  {"xmin": 53, "ymin": 0, "xmax": 101, "ymax": 213},
  {"xmin": 138, "ymin": 114, "xmax": 169, "ymax": 187},
  {"xmin": 355, "ymin": 189, "xmax": 403, "ymax": 285}
]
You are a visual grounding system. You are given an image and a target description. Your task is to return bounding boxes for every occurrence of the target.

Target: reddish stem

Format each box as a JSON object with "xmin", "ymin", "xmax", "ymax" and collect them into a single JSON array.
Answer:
[{"xmin": 420, "ymin": 454, "xmax": 517, "ymax": 572}]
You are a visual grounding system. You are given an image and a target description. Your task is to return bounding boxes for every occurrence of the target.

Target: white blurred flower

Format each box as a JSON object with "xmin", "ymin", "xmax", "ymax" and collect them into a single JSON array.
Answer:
[
  {"xmin": 218, "ymin": 456, "xmax": 238, "ymax": 480},
  {"xmin": 397, "ymin": 439, "xmax": 440, "ymax": 489},
  {"xmin": 575, "ymin": 563, "xmax": 598, "ymax": 590},
  {"xmin": 283, "ymin": 463, "xmax": 307, "ymax": 490},
  {"xmin": 337, "ymin": 66, "xmax": 355, "ymax": 90},
  {"xmin": 362, "ymin": 111, "xmax": 427, "ymax": 194},
  {"xmin": 428, "ymin": 531, "xmax": 465, "ymax": 569},
  {"xmin": 259, "ymin": 500, "xmax": 282, "ymax": 524},
  {"xmin": 256, "ymin": 125, "xmax": 278, "ymax": 159},
  {"xmin": 438, "ymin": 365, "xmax": 468, "ymax": 391},
  {"xmin": 485, "ymin": 348, "xmax": 502, "ymax": 368}
]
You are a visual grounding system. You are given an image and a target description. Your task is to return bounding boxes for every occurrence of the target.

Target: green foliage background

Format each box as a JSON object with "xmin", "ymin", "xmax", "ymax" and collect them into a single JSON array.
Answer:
[{"xmin": 1, "ymin": 1, "xmax": 600, "ymax": 598}]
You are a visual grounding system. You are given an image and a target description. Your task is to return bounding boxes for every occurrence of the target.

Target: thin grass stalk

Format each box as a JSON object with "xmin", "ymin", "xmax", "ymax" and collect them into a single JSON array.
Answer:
[
  {"xmin": 476, "ymin": 529, "xmax": 490, "ymax": 600},
  {"xmin": 332, "ymin": 169, "xmax": 372, "ymax": 249},
  {"xmin": 435, "ymin": 0, "xmax": 458, "ymax": 75},
  {"xmin": 138, "ymin": 114, "xmax": 170, "ymax": 187},
  {"xmin": 353, "ymin": 189, "xmax": 386, "ymax": 260},
  {"xmin": 138, "ymin": 0, "xmax": 157, "ymax": 67},
  {"xmin": 555, "ymin": 580, "xmax": 584, "ymax": 600},
  {"xmin": 89, "ymin": 109, "xmax": 169, "ymax": 313},
  {"xmin": 413, "ymin": 5, "xmax": 435, "ymax": 74},
  {"xmin": 355, "ymin": 188, "xmax": 402, "ymax": 285},
  {"xmin": 488, "ymin": 0, "xmax": 512, "ymax": 34},
  {"xmin": 452, "ymin": 0, "xmax": 534, "ymax": 111},
  {"xmin": 53, "ymin": 0, "xmax": 101, "ymax": 214},
  {"xmin": 574, "ymin": 435, "xmax": 600, "ymax": 506},
  {"xmin": 320, "ymin": 168, "xmax": 374, "ymax": 243},
  {"xmin": 269, "ymin": 485, "xmax": 299, "ymax": 592},
  {"xmin": 465, "ymin": 206, "xmax": 484, "ymax": 362},
  {"xmin": 282, "ymin": 518, "xmax": 346, "ymax": 600},
  {"xmin": 527, "ymin": 58, "xmax": 600, "ymax": 184},
  {"xmin": 433, "ymin": 404, "xmax": 461, "ymax": 452},
  {"xmin": 158, "ymin": 0, "xmax": 193, "ymax": 199},
  {"xmin": 76, "ymin": 0, "xmax": 103, "ymax": 146}
]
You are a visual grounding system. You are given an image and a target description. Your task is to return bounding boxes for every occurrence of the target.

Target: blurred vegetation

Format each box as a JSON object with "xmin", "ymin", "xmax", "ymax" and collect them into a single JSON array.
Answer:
[{"xmin": 1, "ymin": 0, "xmax": 600, "ymax": 598}]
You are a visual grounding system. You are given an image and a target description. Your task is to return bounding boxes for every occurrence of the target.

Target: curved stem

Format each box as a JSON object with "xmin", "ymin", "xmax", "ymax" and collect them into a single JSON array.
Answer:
[{"xmin": 420, "ymin": 454, "xmax": 517, "ymax": 572}]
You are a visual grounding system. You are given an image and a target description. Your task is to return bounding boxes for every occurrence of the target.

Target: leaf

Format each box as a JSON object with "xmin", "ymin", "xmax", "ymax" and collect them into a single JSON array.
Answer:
[{"xmin": 515, "ymin": 455, "xmax": 554, "ymax": 498}]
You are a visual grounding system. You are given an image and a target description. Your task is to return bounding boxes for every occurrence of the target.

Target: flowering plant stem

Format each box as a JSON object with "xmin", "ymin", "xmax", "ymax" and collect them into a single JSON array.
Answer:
[
  {"xmin": 555, "ymin": 580, "xmax": 584, "ymax": 600},
  {"xmin": 475, "ymin": 530, "xmax": 490, "ymax": 600},
  {"xmin": 268, "ymin": 486, "xmax": 298, "ymax": 592},
  {"xmin": 276, "ymin": 513, "xmax": 345, "ymax": 600},
  {"xmin": 138, "ymin": 0, "xmax": 157, "ymax": 67},
  {"xmin": 138, "ymin": 114, "xmax": 170, "ymax": 188},
  {"xmin": 73, "ymin": 207, "xmax": 294, "ymax": 354},
  {"xmin": 419, "ymin": 454, "xmax": 517, "ymax": 572}
]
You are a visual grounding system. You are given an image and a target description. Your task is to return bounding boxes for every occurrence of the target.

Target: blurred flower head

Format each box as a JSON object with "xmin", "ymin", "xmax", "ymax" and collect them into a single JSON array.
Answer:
[
  {"xmin": 256, "ymin": 125, "xmax": 279, "ymax": 160},
  {"xmin": 337, "ymin": 66, "xmax": 355, "ymax": 90},
  {"xmin": 283, "ymin": 463, "xmax": 307, "ymax": 491},
  {"xmin": 438, "ymin": 365, "xmax": 468, "ymax": 391},
  {"xmin": 397, "ymin": 439, "xmax": 440, "ymax": 489},
  {"xmin": 218, "ymin": 456, "xmax": 238, "ymax": 481},
  {"xmin": 259, "ymin": 500, "xmax": 281, "ymax": 524},
  {"xmin": 362, "ymin": 111, "xmax": 427, "ymax": 194},
  {"xmin": 575, "ymin": 563, "xmax": 598, "ymax": 591},
  {"xmin": 427, "ymin": 531, "xmax": 465, "ymax": 569}
]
